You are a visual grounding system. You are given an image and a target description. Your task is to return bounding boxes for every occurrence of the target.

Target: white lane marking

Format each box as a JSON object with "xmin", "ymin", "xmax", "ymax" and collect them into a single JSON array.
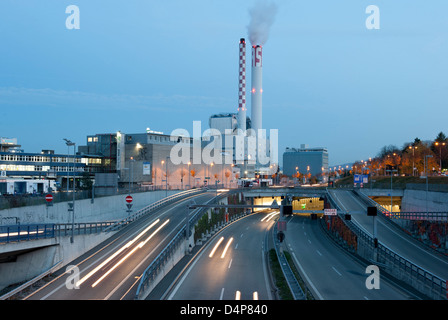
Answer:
[{"xmin": 332, "ymin": 266, "xmax": 342, "ymax": 276}]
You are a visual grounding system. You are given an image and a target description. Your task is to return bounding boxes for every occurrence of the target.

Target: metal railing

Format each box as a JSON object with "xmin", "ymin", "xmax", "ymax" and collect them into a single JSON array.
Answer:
[
  {"xmin": 0, "ymin": 221, "xmax": 120, "ymax": 244},
  {"xmin": 103, "ymin": 188, "xmax": 207, "ymax": 232},
  {"xmin": 272, "ymin": 221, "xmax": 305, "ymax": 300},
  {"xmin": 0, "ymin": 224, "xmax": 55, "ymax": 243},
  {"xmin": 325, "ymin": 190, "xmax": 447, "ymax": 300}
]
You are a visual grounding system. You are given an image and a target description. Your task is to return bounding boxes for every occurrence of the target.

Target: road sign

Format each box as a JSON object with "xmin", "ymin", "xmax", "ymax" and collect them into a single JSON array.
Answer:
[
  {"xmin": 45, "ymin": 194, "xmax": 53, "ymax": 202},
  {"xmin": 324, "ymin": 208, "xmax": 337, "ymax": 216},
  {"xmin": 125, "ymin": 195, "xmax": 133, "ymax": 203},
  {"xmin": 278, "ymin": 220, "xmax": 287, "ymax": 231}
]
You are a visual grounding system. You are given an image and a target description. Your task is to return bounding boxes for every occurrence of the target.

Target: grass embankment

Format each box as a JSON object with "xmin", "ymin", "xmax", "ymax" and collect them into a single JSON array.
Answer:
[
  {"xmin": 268, "ymin": 249, "xmax": 314, "ymax": 300},
  {"xmin": 268, "ymin": 249, "xmax": 293, "ymax": 300}
]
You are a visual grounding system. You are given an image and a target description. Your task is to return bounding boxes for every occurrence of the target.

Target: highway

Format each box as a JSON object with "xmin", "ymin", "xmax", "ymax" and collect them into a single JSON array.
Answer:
[
  {"xmin": 166, "ymin": 208, "xmax": 413, "ymax": 300},
  {"xmin": 285, "ymin": 215, "xmax": 413, "ymax": 300},
  {"xmin": 167, "ymin": 211, "xmax": 276, "ymax": 300},
  {"xmin": 23, "ymin": 191, "xmax": 216, "ymax": 300},
  {"xmin": 19, "ymin": 188, "xmax": 446, "ymax": 301},
  {"xmin": 328, "ymin": 189, "xmax": 448, "ymax": 281}
]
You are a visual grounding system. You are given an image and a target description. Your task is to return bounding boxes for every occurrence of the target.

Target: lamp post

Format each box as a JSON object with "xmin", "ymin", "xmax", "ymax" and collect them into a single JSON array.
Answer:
[
  {"xmin": 165, "ymin": 156, "xmax": 169, "ymax": 197},
  {"xmin": 187, "ymin": 161, "xmax": 191, "ymax": 189},
  {"xmin": 425, "ymin": 155, "xmax": 433, "ymax": 214},
  {"xmin": 130, "ymin": 157, "xmax": 135, "ymax": 194},
  {"xmin": 408, "ymin": 145, "xmax": 417, "ymax": 176},
  {"xmin": 435, "ymin": 142, "xmax": 445, "ymax": 173},
  {"xmin": 386, "ymin": 168, "xmax": 397, "ymax": 215},
  {"xmin": 63, "ymin": 138, "xmax": 76, "ymax": 244}
]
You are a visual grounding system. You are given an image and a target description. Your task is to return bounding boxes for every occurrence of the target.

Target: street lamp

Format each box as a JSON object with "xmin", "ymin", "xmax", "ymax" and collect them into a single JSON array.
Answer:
[
  {"xmin": 187, "ymin": 161, "xmax": 191, "ymax": 189},
  {"xmin": 425, "ymin": 155, "xmax": 433, "ymax": 214},
  {"xmin": 408, "ymin": 145, "xmax": 417, "ymax": 176},
  {"xmin": 386, "ymin": 169, "xmax": 398, "ymax": 215},
  {"xmin": 63, "ymin": 138, "xmax": 76, "ymax": 244},
  {"xmin": 435, "ymin": 142, "xmax": 446, "ymax": 173},
  {"xmin": 165, "ymin": 156, "xmax": 170, "ymax": 197}
]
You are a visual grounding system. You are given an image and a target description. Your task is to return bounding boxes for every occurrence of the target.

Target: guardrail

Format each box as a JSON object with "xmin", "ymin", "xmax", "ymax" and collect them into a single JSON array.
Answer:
[
  {"xmin": 272, "ymin": 220, "xmax": 305, "ymax": 300},
  {"xmin": 325, "ymin": 189, "xmax": 447, "ymax": 300},
  {"xmin": 103, "ymin": 188, "xmax": 207, "ymax": 232},
  {"xmin": 0, "ymin": 221, "xmax": 121, "ymax": 244},
  {"xmin": 0, "ymin": 224, "xmax": 55, "ymax": 243}
]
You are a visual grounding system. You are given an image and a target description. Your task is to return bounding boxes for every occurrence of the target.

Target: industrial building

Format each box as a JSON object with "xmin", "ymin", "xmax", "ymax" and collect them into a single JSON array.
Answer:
[
  {"xmin": 206, "ymin": 38, "xmax": 278, "ymax": 182},
  {"xmin": 0, "ymin": 137, "xmax": 103, "ymax": 194},
  {"xmin": 80, "ymin": 128, "xmax": 237, "ymax": 192},
  {"xmin": 283, "ymin": 145, "xmax": 329, "ymax": 183}
]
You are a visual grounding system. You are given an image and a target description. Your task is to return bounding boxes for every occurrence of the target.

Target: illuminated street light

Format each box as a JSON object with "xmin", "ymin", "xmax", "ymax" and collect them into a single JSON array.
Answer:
[
  {"xmin": 408, "ymin": 145, "xmax": 418, "ymax": 176},
  {"xmin": 435, "ymin": 142, "xmax": 446, "ymax": 172}
]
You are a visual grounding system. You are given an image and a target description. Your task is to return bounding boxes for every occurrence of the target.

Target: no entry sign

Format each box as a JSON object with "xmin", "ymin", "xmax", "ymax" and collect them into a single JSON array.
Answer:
[
  {"xmin": 125, "ymin": 195, "xmax": 133, "ymax": 203},
  {"xmin": 45, "ymin": 194, "xmax": 53, "ymax": 202}
]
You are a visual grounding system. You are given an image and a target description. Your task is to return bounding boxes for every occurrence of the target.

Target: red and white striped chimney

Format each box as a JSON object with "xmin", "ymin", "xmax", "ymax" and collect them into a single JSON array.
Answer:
[
  {"xmin": 251, "ymin": 45, "xmax": 263, "ymax": 133},
  {"xmin": 237, "ymin": 38, "xmax": 247, "ymax": 132}
]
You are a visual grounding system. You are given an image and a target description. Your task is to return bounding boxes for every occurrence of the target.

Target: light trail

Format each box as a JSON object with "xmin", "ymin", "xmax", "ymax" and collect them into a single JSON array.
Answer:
[
  {"xmin": 220, "ymin": 237, "xmax": 234, "ymax": 259},
  {"xmin": 235, "ymin": 290, "xmax": 241, "ymax": 300},
  {"xmin": 266, "ymin": 212, "xmax": 279, "ymax": 222},
  {"xmin": 209, "ymin": 237, "xmax": 225, "ymax": 258},
  {"xmin": 76, "ymin": 219, "xmax": 160, "ymax": 288},
  {"xmin": 261, "ymin": 211, "xmax": 279, "ymax": 222},
  {"xmin": 92, "ymin": 219, "xmax": 170, "ymax": 288}
]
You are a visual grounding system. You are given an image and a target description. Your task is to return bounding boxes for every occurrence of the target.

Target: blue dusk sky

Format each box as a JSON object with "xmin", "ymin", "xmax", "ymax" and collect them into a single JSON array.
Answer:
[{"xmin": 0, "ymin": 1, "xmax": 447, "ymax": 166}]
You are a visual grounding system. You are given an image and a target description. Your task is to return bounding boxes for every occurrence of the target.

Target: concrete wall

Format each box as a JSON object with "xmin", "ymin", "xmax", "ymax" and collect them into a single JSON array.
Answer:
[
  {"xmin": 0, "ymin": 232, "xmax": 117, "ymax": 292},
  {"xmin": 401, "ymin": 189, "xmax": 448, "ymax": 212},
  {"xmin": 0, "ymin": 190, "xmax": 181, "ymax": 225}
]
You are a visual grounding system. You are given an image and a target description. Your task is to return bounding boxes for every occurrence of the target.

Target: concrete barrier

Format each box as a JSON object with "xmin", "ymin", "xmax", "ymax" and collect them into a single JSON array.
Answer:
[{"xmin": 0, "ymin": 190, "xmax": 182, "ymax": 225}]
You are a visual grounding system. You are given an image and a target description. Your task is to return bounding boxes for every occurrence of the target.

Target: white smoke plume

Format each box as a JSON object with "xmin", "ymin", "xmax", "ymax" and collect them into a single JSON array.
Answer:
[{"xmin": 247, "ymin": 0, "xmax": 278, "ymax": 45}]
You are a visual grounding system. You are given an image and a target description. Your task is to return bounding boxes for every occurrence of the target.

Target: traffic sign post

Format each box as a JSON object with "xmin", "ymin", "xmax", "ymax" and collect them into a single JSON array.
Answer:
[
  {"xmin": 45, "ymin": 194, "xmax": 53, "ymax": 207},
  {"xmin": 126, "ymin": 195, "xmax": 133, "ymax": 215},
  {"xmin": 324, "ymin": 209, "xmax": 337, "ymax": 216}
]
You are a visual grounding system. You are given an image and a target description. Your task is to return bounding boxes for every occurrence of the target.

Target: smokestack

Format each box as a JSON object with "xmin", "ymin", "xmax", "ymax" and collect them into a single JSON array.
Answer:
[
  {"xmin": 251, "ymin": 44, "xmax": 262, "ymax": 133},
  {"xmin": 237, "ymin": 38, "xmax": 247, "ymax": 132}
]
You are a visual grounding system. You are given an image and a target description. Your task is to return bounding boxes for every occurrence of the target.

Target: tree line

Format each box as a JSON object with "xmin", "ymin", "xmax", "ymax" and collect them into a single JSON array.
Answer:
[{"xmin": 351, "ymin": 132, "xmax": 447, "ymax": 176}]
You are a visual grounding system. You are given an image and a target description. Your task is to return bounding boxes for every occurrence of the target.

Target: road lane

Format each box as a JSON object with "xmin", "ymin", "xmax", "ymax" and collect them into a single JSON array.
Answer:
[
  {"xmin": 285, "ymin": 215, "xmax": 412, "ymax": 300},
  {"xmin": 24, "ymin": 192, "xmax": 216, "ymax": 300},
  {"xmin": 168, "ymin": 211, "xmax": 275, "ymax": 300}
]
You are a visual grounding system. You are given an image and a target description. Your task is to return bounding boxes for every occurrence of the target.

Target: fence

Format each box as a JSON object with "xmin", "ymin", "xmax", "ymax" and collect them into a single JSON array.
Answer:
[
  {"xmin": 325, "ymin": 189, "xmax": 447, "ymax": 300},
  {"xmin": 355, "ymin": 189, "xmax": 448, "ymax": 254},
  {"xmin": 0, "ymin": 224, "xmax": 55, "ymax": 243},
  {"xmin": 0, "ymin": 221, "xmax": 121, "ymax": 244}
]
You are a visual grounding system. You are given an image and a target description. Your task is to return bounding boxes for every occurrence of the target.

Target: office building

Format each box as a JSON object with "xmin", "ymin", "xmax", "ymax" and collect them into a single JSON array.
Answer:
[{"xmin": 283, "ymin": 145, "xmax": 329, "ymax": 182}]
